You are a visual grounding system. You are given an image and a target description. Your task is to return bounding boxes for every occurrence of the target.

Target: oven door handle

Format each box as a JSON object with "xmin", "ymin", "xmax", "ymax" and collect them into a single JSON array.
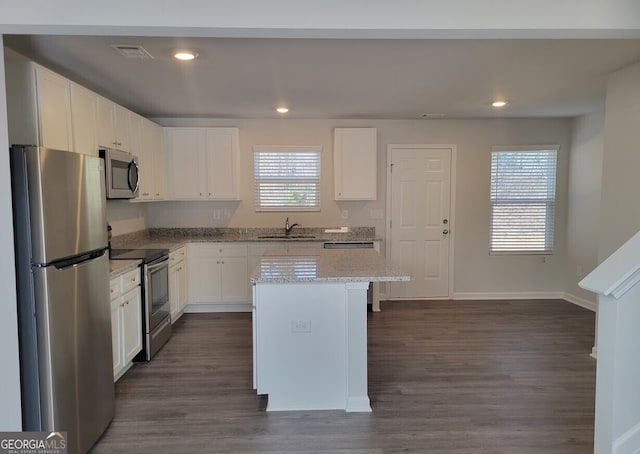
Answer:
[{"xmin": 146, "ymin": 259, "xmax": 168, "ymax": 272}]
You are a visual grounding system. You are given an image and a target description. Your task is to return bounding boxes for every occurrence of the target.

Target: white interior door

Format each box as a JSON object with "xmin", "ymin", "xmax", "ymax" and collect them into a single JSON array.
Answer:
[{"xmin": 389, "ymin": 146, "xmax": 452, "ymax": 298}]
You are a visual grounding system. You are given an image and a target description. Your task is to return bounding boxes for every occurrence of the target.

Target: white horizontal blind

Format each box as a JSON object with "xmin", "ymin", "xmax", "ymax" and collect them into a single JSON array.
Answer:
[
  {"xmin": 490, "ymin": 147, "xmax": 558, "ymax": 254},
  {"xmin": 254, "ymin": 146, "xmax": 321, "ymax": 211}
]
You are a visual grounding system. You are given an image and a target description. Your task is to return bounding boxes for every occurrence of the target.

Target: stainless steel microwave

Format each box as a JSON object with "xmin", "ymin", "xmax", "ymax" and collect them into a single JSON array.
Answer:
[{"xmin": 99, "ymin": 148, "xmax": 139, "ymax": 199}]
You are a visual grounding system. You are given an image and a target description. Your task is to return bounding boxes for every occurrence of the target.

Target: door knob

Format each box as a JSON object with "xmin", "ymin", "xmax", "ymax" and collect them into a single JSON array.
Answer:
[{"xmin": 442, "ymin": 229, "xmax": 449, "ymax": 235}]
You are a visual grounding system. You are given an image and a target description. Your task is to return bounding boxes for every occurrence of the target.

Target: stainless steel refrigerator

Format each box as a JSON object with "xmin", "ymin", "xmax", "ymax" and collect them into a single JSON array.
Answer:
[{"xmin": 10, "ymin": 146, "xmax": 114, "ymax": 454}]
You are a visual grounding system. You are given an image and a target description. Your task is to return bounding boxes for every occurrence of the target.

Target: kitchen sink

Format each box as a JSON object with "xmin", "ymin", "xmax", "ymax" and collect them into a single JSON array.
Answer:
[{"xmin": 258, "ymin": 235, "xmax": 317, "ymax": 239}]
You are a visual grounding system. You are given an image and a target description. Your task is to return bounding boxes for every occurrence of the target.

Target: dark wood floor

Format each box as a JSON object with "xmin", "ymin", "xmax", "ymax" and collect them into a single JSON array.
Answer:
[{"xmin": 91, "ymin": 300, "xmax": 596, "ymax": 454}]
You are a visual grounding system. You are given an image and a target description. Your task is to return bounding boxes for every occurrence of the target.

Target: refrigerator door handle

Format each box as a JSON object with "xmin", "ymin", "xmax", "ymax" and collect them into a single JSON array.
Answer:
[{"xmin": 52, "ymin": 249, "xmax": 106, "ymax": 270}]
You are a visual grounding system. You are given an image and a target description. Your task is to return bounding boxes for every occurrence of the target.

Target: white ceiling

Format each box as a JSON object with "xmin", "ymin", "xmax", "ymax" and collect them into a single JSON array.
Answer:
[{"xmin": 5, "ymin": 35, "xmax": 640, "ymax": 120}]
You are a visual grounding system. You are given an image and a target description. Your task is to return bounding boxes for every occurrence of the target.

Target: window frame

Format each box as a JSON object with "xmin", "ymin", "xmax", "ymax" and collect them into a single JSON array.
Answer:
[
  {"xmin": 253, "ymin": 145, "xmax": 322, "ymax": 212},
  {"xmin": 489, "ymin": 144, "xmax": 559, "ymax": 255}
]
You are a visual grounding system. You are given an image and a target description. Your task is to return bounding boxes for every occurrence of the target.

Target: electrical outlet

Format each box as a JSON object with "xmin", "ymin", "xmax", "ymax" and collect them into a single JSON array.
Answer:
[
  {"xmin": 341, "ymin": 209, "xmax": 349, "ymax": 219},
  {"xmin": 291, "ymin": 320, "xmax": 312, "ymax": 333},
  {"xmin": 213, "ymin": 209, "xmax": 221, "ymax": 220},
  {"xmin": 577, "ymin": 265, "xmax": 583, "ymax": 278},
  {"xmin": 369, "ymin": 208, "xmax": 384, "ymax": 219}
]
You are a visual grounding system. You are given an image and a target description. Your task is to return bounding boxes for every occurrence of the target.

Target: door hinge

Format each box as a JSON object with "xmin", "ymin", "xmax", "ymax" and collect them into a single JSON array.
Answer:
[{"xmin": 390, "ymin": 163, "xmax": 394, "ymax": 173}]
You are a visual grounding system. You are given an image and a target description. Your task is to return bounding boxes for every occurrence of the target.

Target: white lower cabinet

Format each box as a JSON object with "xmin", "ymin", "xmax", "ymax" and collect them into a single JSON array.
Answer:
[
  {"xmin": 187, "ymin": 243, "xmax": 248, "ymax": 310},
  {"xmin": 169, "ymin": 247, "xmax": 188, "ymax": 323},
  {"xmin": 110, "ymin": 268, "xmax": 142, "ymax": 381}
]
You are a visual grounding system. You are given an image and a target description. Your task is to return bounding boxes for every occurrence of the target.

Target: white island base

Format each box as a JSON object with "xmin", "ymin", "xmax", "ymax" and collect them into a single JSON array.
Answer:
[{"xmin": 253, "ymin": 281, "xmax": 371, "ymax": 412}]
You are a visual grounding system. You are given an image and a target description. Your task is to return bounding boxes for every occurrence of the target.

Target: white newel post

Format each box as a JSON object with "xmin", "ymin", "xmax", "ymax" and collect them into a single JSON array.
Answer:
[{"xmin": 579, "ymin": 230, "xmax": 640, "ymax": 454}]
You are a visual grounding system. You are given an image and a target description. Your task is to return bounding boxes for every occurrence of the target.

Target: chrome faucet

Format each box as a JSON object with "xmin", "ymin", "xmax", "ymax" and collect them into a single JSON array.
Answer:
[{"xmin": 284, "ymin": 217, "xmax": 299, "ymax": 235}]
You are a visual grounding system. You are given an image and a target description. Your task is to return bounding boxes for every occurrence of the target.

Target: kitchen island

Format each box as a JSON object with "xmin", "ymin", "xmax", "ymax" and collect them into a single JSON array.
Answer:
[{"xmin": 251, "ymin": 247, "xmax": 409, "ymax": 412}]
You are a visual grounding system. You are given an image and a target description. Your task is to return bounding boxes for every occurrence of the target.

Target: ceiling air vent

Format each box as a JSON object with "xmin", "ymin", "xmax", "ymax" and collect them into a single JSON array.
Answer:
[{"xmin": 111, "ymin": 44, "xmax": 154, "ymax": 59}]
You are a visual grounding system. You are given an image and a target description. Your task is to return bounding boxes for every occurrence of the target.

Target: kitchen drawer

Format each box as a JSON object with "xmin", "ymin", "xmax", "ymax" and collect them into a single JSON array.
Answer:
[
  {"xmin": 109, "ymin": 277, "xmax": 122, "ymax": 301},
  {"xmin": 121, "ymin": 268, "xmax": 141, "ymax": 293},
  {"xmin": 190, "ymin": 243, "xmax": 247, "ymax": 257},
  {"xmin": 169, "ymin": 246, "xmax": 187, "ymax": 265},
  {"xmin": 219, "ymin": 244, "xmax": 247, "ymax": 257}
]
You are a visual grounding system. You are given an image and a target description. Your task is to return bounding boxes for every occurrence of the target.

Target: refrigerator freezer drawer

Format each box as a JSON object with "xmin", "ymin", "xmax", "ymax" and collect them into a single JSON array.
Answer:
[{"xmin": 28, "ymin": 253, "xmax": 114, "ymax": 453}]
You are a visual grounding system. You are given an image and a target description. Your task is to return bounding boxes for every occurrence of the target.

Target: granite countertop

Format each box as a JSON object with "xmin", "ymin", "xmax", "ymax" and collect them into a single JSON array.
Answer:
[
  {"xmin": 109, "ymin": 259, "xmax": 141, "ymax": 277},
  {"xmin": 250, "ymin": 247, "xmax": 410, "ymax": 284},
  {"xmin": 111, "ymin": 227, "xmax": 380, "ymax": 251}
]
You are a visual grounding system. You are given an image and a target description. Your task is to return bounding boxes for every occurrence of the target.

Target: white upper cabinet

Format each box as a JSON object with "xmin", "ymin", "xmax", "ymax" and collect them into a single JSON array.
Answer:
[
  {"xmin": 205, "ymin": 128, "xmax": 240, "ymax": 200},
  {"xmin": 334, "ymin": 127, "xmax": 377, "ymax": 200},
  {"xmin": 70, "ymin": 82, "xmax": 99, "ymax": 156},
  {"xmin": 151, "ymin": 122, "xmax": 167, "ymax": 200},
  {"xmin": 5, "ymin": 52, "xmax": 75, "ymax": 152},
  {"xmin": 4, "ymin": 50, "xmax": 151, "ymax": 162},
  {"xmin": 97, "ymin": 96, "xmax": 130, "ymax": 151},
  {"xmin": 166, "ymin": 127, "xmax": 240, "ymax": 200},
  {"xmin": 166, "ymin": 127, "xmax": 207, "ymax": 199},
  {"xmin": 137, "ymin": 118, "xmax": 167, "ymax": 201},
  {"xmin": 35, "ymin": 66, "xmax": 74, "ymax": 152}
]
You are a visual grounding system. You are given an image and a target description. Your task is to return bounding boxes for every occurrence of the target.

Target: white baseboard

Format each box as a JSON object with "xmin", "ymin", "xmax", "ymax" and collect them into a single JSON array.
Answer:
[
  {"xmin": 183, "ymin": 303, "xmax": 251, "ymax": 313},
  {"xmin": 452, "ymin": 291, "xmax": 566, "ymax": 300},
  {"xmin": 346, "ymin": 396, "xmax": 372, "ymax": 413},
  {"xmin": 451, "ymin": 291, "xmax": 597, "ymax": 312},
  {"xmin": 613, "ymin": 419, "xmax": 640, "ymax": 454},
  {"xmin": 562, "ymin": 292, "xmax": 597, "ymax": 312}
]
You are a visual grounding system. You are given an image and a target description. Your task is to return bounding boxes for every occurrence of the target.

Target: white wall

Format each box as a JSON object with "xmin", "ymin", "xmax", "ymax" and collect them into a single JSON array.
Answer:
[
  {"xmin": 565, "ymin": 111, "xmax": 604, "ymax": 306},
  {"xmin": 599, "ymin": 61, "xmax": 640, "ymax": 260},
  {"xmin": 148, "ymin": 117, "xmax": 572, "ymax": 296},
  {"xmin": 0, "ymin": 38, "xmax": 23, "ymax": 431},
  {"xmin": 106, "ymin": 201, "xmax": 147, "ymax": 236}
]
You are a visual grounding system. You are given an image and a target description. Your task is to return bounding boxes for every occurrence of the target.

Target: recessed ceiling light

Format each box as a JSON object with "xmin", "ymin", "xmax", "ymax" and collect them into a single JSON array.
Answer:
[
  {"xmin": 276, "ymin": 107, "xmax": 289, "ymax": 113},
  {"xmin": 174, "ymin": 51, "xmax": 198, "ymax": 61},
  {"xmin": 492, "ymin": 101, "xmax": 508, "ymax": 107}
]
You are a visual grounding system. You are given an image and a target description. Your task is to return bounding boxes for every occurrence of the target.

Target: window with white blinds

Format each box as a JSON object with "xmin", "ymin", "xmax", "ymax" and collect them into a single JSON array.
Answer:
[
  {"xmin": 489, "ymin": 146, "xmax": 558, "ymax": 254},
  {"xmin": 254, "ymin": 146, "xmax": 322, "ymax": 211}
]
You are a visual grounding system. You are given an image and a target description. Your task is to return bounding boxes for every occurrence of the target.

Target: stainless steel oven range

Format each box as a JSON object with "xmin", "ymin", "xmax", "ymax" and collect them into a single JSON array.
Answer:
[{"xmin": 109, "ymin": 248, "xmax": 171, "ymax": 360}]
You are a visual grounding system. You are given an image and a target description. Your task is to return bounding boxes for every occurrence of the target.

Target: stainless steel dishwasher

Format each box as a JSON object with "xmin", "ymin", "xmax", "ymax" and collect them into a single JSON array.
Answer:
[{"xmin": 322, "ymin": 241, "xmax": 375, "ymax": 250}]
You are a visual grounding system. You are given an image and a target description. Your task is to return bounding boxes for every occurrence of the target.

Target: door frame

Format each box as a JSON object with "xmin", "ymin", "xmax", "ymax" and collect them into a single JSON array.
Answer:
[{"xmin": 385, "ymin": 144, "xmax": 457, "ymax": 300}]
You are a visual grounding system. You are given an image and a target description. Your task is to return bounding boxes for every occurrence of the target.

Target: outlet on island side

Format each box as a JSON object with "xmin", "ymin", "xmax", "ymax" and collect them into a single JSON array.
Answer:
[
  {"xmin": 291, "ymin": 320, "xmax": 312, "ymax": 333},
  {"xmin": 341, "ymin": 210, "xmax": 349, "ymax": 219}
]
